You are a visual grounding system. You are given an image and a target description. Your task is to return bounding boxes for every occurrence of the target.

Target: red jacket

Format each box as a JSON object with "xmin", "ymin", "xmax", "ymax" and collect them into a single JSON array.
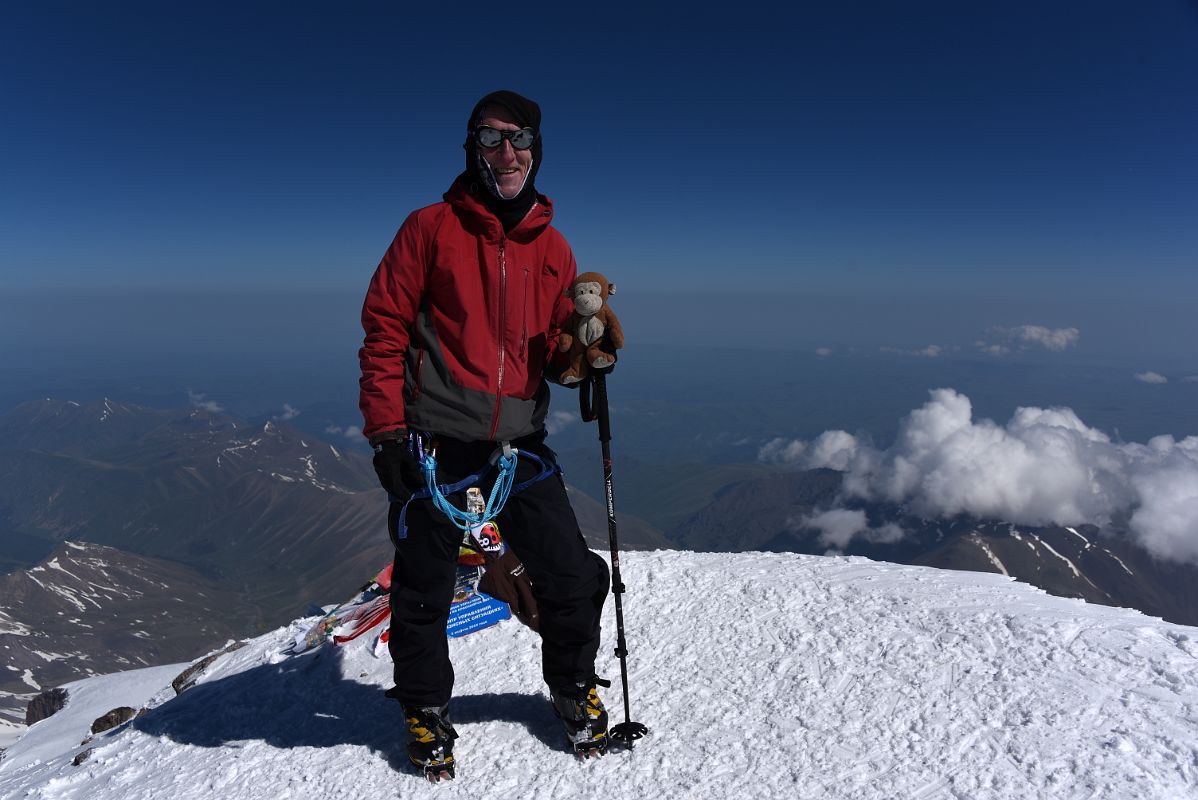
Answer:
[{"xmin": 359, "ymin": 175, "xmax": 577, "ymax": 443}]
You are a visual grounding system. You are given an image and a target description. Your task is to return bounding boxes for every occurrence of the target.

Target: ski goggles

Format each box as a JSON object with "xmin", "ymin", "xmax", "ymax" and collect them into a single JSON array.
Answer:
[{"xmin": 475, "ymin": 126, "xmax": 536, "ymax": 150}]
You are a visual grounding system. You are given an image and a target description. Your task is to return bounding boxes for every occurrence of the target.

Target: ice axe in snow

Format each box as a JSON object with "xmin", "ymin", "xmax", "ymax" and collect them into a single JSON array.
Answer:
[{"xmin": 579, "ymin": 369, "xmax": 650, "ymax": 747}]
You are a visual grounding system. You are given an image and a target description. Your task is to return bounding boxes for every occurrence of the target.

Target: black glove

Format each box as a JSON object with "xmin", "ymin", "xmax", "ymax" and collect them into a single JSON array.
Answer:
[{"xmin": 372, "ymin": 438, "xmax": 425, "ymax": 503}]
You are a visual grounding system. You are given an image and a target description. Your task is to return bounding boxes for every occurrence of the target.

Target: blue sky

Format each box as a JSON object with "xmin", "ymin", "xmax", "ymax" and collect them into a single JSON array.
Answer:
[
  {"xmin": 4, "ymin": 3, "xmax": 1198, "ymax": 571},
  {"xmin": 4, "ymin": 2, "xmax": 1195, "ymax": 292},
  {"xmin": 2, "ymin": 2, "xmax": 1197, "ymax": 399}
]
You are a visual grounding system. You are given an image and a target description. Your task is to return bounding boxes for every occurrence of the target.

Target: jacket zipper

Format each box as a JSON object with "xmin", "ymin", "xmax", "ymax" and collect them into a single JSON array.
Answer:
[
  {"xmin": 519, "ymin": 268, "xmax": 529, "ymax": 362},
  {"xmin": 411, "ymin": 349, "xmax": 425, "ymax": 401},
  {"xmin": 489, "ymin": 236, "xmax": 507, "ymax": 440}
]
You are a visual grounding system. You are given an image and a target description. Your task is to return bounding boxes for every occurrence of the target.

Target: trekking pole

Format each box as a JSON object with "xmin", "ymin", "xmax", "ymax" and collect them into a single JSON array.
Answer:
[{"xmin": 580, "ymin": 370, "xmax": 649, "ymax": 746}]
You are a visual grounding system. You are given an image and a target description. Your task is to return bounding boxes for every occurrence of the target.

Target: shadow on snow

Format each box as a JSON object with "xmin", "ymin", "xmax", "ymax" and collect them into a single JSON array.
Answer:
[{"xmin": 133, "ymin": 646, "xmax": 564, "ymax": 771}]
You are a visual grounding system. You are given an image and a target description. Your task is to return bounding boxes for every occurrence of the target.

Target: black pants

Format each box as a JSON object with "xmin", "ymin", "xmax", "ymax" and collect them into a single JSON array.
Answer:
[{"xmin": 386, "ymin": 435, "xmax": 609, "ymax": 709}]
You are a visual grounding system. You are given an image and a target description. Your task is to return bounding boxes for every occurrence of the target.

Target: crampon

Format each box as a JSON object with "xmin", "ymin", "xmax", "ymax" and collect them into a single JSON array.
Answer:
[
  {"xmin": 404, "ymin": 704, "xmax": 458, "ymax": 783},
  {"xmin": 551, "ymin": 679, "xmax": 610, "ymax": 760}
]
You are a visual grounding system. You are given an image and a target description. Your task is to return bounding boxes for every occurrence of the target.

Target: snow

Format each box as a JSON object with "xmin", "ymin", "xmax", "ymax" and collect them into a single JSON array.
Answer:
[
  {"xmin": 0, "ymin": 717, "xmax": 24, "ymax": 750},
  {"xmin": 1104, "ymin": 549, "xmax": 1135, "ymax": 577},
  {"xmin": 0, "ymin": 664, "xmax": 184, "ymax": 772},
  {"xmin": 970, "ymin": 534, "xmax": 1010, "ymax": 577},
  {"xmin": 300, "ymin": 454, "xmax": 317, "ymax": 479},
  {"xmin": 45, "ymin": 559, "xmax": 81, "ymax": 581},
  {"xmin": 1065, "ymin": 527, "xmax": 1091, "ymax": 548},
  {"xmin": 18, "ymin": 670, "xmax": 40, "ymax": 691},
  {"xmin": 23, "ymin": 571, "xmax": 48, "ymax": 591},
  {"xmin": 0, "ymin": 611, "xmax": 33, "ymax": 637},
  {"xmin": 1029, "ymin": 533, "xmax": 1098, "ymax": 595},
  {"xmin": 2, "ymin": 551, "xmax": 1197, "ymax": 798}
]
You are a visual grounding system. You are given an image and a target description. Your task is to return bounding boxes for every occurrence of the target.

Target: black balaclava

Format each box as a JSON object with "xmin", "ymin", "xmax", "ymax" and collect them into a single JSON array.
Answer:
[{"xmin": 463, "ymin": 90, "xmax": 542, "ymax": 232}]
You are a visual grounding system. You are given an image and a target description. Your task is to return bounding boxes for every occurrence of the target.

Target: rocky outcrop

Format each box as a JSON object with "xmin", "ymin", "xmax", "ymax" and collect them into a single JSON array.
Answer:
[
  {"xmin": 25, "ymin": 687, "xmax": 68, "ymax": 726},
  {"xmin": 172, "ymin": 641, "xmax": 248, "ymax": 695},
  {"xmin": 90, "ymin": 706, "xmax": 137, "ymax": 734}
]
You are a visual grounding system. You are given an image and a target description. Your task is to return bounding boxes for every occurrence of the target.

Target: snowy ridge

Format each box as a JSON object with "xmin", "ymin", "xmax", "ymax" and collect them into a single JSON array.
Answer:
[{"xmin": 2, "ymin": 550, "xmax": 1197, "ymax": 798}]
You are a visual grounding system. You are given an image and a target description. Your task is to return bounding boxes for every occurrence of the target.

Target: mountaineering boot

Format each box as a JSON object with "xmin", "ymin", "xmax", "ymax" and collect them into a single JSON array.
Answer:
[
  {"xmin": 550, "ymin": 680, "xmax": 609, "ymax": 758},
  {"xmin": 404, "ymin": 704, "xmax": 458, "ymax": 782}
]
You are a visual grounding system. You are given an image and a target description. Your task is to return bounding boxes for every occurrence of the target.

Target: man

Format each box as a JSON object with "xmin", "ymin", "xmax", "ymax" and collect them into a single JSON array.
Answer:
[{"xmin": 358, "ymin": 90, "xmax": 611, "ymax": 780}]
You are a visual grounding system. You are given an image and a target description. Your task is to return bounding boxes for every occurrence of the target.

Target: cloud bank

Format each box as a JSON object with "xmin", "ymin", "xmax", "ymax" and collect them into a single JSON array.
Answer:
[
  {"xmin": 1135, "ymin": 371, "xmax": 1168, "ymax": 385},
  {"xmin": 760, "ymin": 388, "xmax": 1198, "ymax": 564}
]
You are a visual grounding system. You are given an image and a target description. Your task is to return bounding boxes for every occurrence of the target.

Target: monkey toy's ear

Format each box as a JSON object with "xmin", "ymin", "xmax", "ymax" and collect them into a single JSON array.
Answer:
[{"xmin": 608, "ymin": 283, "xmax": 617, "ymax": 296}]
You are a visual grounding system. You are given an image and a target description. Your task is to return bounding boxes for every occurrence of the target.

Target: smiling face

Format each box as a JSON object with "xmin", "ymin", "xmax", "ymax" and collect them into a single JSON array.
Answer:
[{"xmin": 476, "ymin": 104, "xmax": 533, "ymax": 199}]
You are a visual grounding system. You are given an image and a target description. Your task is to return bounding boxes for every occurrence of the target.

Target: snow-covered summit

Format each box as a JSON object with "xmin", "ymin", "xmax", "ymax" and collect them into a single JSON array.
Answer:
[{"xmin": 2, "ymin": 550, "xmax": 1196, "ymax": 799}]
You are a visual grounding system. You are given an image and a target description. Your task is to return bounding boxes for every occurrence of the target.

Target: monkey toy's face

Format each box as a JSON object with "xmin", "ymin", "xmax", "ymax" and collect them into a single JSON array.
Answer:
[{"xmin": 569, "ymin": 281, "xmax": 606, "ymax": 317}]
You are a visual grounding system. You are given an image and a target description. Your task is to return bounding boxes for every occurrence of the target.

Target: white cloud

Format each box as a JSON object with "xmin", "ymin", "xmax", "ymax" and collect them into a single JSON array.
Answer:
[
  {"xmin": 882, "ymin": 345, "xmax": 943, "ymax": 358},
  {"xmin": 759, "ymin": 437, "xmax": 807, "ymax": 464},
  {"xmin": 277, "ymin": 403, "xmax": 300, "ymax": 420},
  {"xmin": 545, "ymin": 410, "xmax": 579, "ymax": 435},
  {"xmin": 1010, "ymin": 325, "xmax": 1080, "ymax": 352},
  {"xmin": 324, "ymin": 424, "xmax": 363, "ymax": 440},
  {"xmin": 1183, "ymin": 376, "xmax": 1198, "ymax": 384},
  {"xmin": 978, "ymin": 343, "xmax": 1010, "ymax": 356},
  {"xmin": 765, "ymin": 388, "xmax": 1198, "ymax": 565},
  {"xmin": 815, "ymin": 347, "xmax": 833, "ymax": 358},
  {"xmin": 1135, "ymin": 371, "xmax": 1168, "ymax": 385},
  {"xmin": 187, "ymin": 390, "xmax": 223, "ymax": 413},
  {"xmin": 762, "ymin": 430, "xmax": 862, "ymax": 469},
  {"xmin": 796, "ymin": 508, "xmax": 906, "ymax": 551},
  {"xmin": 978, "ymin": 325, "xmax": 1079, "ymax": 355},
  {"xmin": 1125, "ymin": 437, "xmax": 1198, "ymax": 564},
  {"xmin": 805, "ymin": 430, "xmax": 862, "ymax": 471}
]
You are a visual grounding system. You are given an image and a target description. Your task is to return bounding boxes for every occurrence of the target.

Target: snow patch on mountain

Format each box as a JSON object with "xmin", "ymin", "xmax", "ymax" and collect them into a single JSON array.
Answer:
[
  {"xmin": 969, "ymin": 533, "xmax": 1009, "ymax": 576},
  {"xmin": 2, "ymin": 551, "xmax": 1197, "ymax": 798}
]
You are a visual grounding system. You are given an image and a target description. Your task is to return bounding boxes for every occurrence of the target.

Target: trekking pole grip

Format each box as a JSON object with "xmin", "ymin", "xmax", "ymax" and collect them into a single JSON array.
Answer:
[{"xmin": 579, "ymin": 374, "xmax": 596, "ymax": 422}]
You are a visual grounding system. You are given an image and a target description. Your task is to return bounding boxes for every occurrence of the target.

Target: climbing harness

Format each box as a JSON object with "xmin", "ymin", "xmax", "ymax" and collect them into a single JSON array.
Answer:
[{"xmin": 389, "ymin": 434, "xmax": 559, "ymax": 543}]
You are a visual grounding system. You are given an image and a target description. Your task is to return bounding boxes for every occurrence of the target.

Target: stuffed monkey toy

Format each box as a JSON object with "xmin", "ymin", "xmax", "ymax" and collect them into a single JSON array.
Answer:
[{"xmin": 557, "ymin": 271, "xmax": 624, "ymax": 385}]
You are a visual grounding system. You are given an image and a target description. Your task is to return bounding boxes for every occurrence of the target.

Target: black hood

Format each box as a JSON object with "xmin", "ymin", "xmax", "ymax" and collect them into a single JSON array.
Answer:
[{"xmin": 463, "ymin": 89, "xmax": 543, "ymax": 232}]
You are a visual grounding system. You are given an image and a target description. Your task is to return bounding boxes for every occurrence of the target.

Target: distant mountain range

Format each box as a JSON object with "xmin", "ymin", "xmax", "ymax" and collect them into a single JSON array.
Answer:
[
  {"xmin": 0, "ymin": 398, "xmax": 394, "ymax": 616},
  {"xmin": 666, "ymin": 467, "xmax": 1198, "ymax": 626},
  {"xmin": 0, "ymin": 397, "xmax": 670, "ymax": 721},
  {"xmin": 0, "ymin": 397, "xmax": 668, "ymax": 585},
  {"xmin": 4, "ymin": 395, "xmax": 1196, "ymax": 732}
]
